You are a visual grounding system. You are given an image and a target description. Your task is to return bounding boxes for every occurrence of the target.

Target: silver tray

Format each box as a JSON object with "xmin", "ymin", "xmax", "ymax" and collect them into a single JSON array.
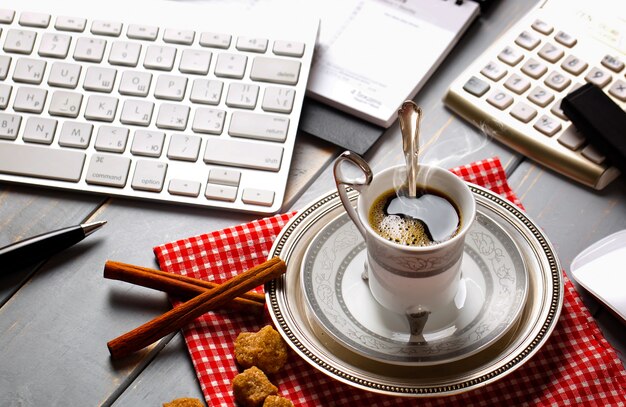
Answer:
[{"xmin": 267, "ymin": 184, "xmax": 563, "ymax": 397}]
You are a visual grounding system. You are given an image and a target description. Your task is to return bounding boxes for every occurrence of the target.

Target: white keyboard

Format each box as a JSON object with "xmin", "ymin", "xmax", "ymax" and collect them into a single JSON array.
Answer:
[{"xmin": 0, "ymin": 0, "xmax": 319, "ymax": 214}]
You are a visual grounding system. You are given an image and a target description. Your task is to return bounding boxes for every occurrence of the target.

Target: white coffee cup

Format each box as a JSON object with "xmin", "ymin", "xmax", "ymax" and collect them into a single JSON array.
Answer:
[{"xmin": 333, "ymin": 151, "xmax": 476, "ymax": 337}]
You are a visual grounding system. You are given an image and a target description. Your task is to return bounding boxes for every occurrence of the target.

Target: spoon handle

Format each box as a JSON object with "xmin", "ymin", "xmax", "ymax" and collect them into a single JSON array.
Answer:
[{"xmin": 398, "ymin": 101, "xmax": 422, "ymax": 198}]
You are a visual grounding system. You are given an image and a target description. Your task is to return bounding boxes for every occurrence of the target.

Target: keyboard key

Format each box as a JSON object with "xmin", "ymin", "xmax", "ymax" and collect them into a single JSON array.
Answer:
[
  {"xmin": 537, "ymin": 43, "xmax": 564, "ymax": 63},
  {"xmin": 156, "ymin": 103, "xmax": 189, "ymax": 130},
  {"xmin": 108, "ymin": 41, "xmax": 142, "ymax": 66},
  {"xmin": 533, "ymin": 114, "xmax": 561, "ymax": 136},
  {"xmin": 13, "ymin": 86, "xmax": 47, "ymax": 113},
  {"xmin": 242, "ymin": 188, "xmax": 274, "ymax": 206},
  {"xmin": 58, "ymin": 121, "xmax": 93, "ymax": 148},
  {"xmin": 0, "ymin": 9, "xmax": 15, "ymax": 24},
  {"xmin": 127, "ymin": 24, "xmax": 158, "ymax": 41},
  {"xmin": 38, "ymin": 33, "xmax": 71, "ymax": 58},
  {"xmin": 497, "ymin": 46, "xmax": 523, "ymax": 66},
  {"xmin": 84, "ymin": 95, "xmax": 118, "ymax": 122},
  {"xmin": 48, "ymin": 62, "xmax": 81, "ymax": 88},
  {"xmin": 510, "ymin": 101, "xmax": 537, "ymax": 123},
  {"xmin": 462, "ymin": 76, "xmax": 490, "ymax": 97},
  {"xmin": 49, "ymin": 90, "xmax": 83, "ymax": 118},
  {"xmin": 514, "ymin": 31, "xmax": 540, "ymax": 50},
  {"xmin": 205, "ymin": 183, "xmax": 237, "ymax": 202},
  {"xmin": 189, "ymin": 79, "xmax": 223, "ymax": 105},
  {"xmin": 0, "ymin": 113, "xmax": 21, "ymax": 140},
  {"xmin": 95, "ymin": 126, "xmax": 128, "ymax": 153},
  {"xmin": 199, "ymin": 32, "xmax": 231, "ymax": 49},
  {"xmin": 521, "ymin": 58, "xmax": 547, "ymax": 79},
  {"xmin": 601, "ymin": 55, "xmax": 624, "ymax": 73},
  {"xmin": 167, "ymin": 133, "xmax": 201, "ymax": 161},
  {"xmin": 131, "ymin": 160, "xmax": 167, "ymax": 192},
  {"xmin": 229, "ymin": 111, "xmax": 289, "ymax": 142},
  {"xmin": 262, "ymin": 87, "xmax": 295, "ymax": 113},
  {"xmin": 236, "ymin": 37, "xmax": 268, "ymax": 53},
  {"xmin": 0, "ymin": 84, "xmax": 11, "ymax": 109},
  {"xmin": 561, "ymin": 55, "xmax": 588, "ymax": 75},
  {"xmin": 119, "ymin": 71, "xmax": 152, "ymax": 96},
  {"xmin": 214, "ymin": 53, "xmax": 247, "ymax": 78},
  {"xmin": 155, "ymin": 74, "xmax": 188, "ymax": 101},
  {"xmin": 203, "ymin": 138, "xmax": 283, "ymax": 171},
  {"xmin": 179, "ymin": 49, "xmax": 212, "ymax": 75},
  {"xmin": 581, "ymin": 145, "xmax": 606, "ymax": 164},
  {"xmin": 486, "ymin": 89, "xmax": 513, "ymax": 110},
  {"xmin": 555, "ymin": 31, "xmax": 576, "ymax": 47},
  {"xmin": 13, "ymin": 58, "xmax": 46, "ymax": 84},
  {"xmin": 83, "ymin": 66, "xmax": 117, "ymax": 92},
  {"xmin": 250, "ymin": 56, "xmax": 300, "ymax": 85},
  {"xmin": 504, "ymin": 73, "xmax": 530, "ymax": 94},
  {"xmin": 163, "ymin": 29, "xmax": 195, "ymax": 45},
  {"xmin": 55, "ymin": 16, "xmax": 86, "ymax": 32},
  {"xmin": 23, "ymin": 117, "xmax": 58, "ymax": 144},
  {"xmin": 85, "ymin": 154, "xmax": 130, "ymax": 187},
  {"xmin": 0, "ymin": 56, "xmax": 11, "ymax": 80},
  {"xmin": 168, "ymin": 179, "xmax": 201, "ymax": 197},
  {"xmin": 74, "ymin": 37, "xmax": 107, "ymax": 62},
  {"xmin": 584, "ymin": 67, "xmax": 611, "ymax": 88},
  {"xmin": 531, "ymin": 19, "xmax": 553, "ymax": 35},
  {"xmin": 144, "ymin": 45, "xmax": 177, "ymax": 71},
  {"xmin": 557, "ymin": 126, "xmax": 585, "ymax": 150},
  {"xmin": 0, "ymin": 143, "xmax": 85, "ymax": 182},
  {"xmin": 273, "ymin": 40, "xmax": 305, "ymax": 57},
  {"xmin": 91, "ymin": 20, "xmax": 123, "ymax": 37},
  {"xmin": 480, "ymin": 61, "xmax": 507, "ymax": 81},
  {"xmin": 608, "ymin": 79, "xmax": 626, "ymax": 102},
  {"xmin": 527, "ymin": 85, "xmax": 554, "ymax": 107},
  {"xmin": 226, "ymin": 83, "xmax": 259, "ymax": 109},
  {"xmin": 3, "ymin": 29, "xmax": 37, "ymax": 54},
  {"xmin": 120, "ymin": 99, "xmax": 154, "ymax": 126},
  {"xmin": 19, "ymin": 12, "xmax": 50, "ymax": 28},
  {"xmin": 191, "ymin": 107, "xmax": 226, "ymax": 134},
  {"xmin": 209, "ymin": 168, "xmax": 241, "ymax": 186},
  {"xmin": 131, "ymin": 130, "xmax": 165, "ymax": 157},
  {"xmin": 544, "ymin": 71, "xmax": 571, "ymax": 91}
]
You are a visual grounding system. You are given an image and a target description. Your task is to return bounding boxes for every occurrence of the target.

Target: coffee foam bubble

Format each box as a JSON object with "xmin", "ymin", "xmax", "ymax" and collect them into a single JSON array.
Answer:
[{"xmin": 369, "ymin": 194, "xmax": 434, "ymax": 246}]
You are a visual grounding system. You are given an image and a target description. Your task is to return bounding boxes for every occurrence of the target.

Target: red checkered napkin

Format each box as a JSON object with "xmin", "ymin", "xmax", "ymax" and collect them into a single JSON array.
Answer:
[{"xmin": 154, "ymin": 157, "xmax": 626, "ymax": 406}]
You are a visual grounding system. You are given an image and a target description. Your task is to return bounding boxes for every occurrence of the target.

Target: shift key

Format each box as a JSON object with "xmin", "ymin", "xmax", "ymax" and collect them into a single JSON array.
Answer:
[
  {"xmin": 85, "ymin": 154, "xmax": 131, "ymax": 187},
  {"xmin": 204, "ymin": 138, "xmax": 282, "ymax": 171}
]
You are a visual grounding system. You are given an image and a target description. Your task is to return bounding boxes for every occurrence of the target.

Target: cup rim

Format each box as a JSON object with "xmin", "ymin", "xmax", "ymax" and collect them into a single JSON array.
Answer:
[{"xmin": 357, "ymin": 164, "xmax": 476, "ymax": 251}]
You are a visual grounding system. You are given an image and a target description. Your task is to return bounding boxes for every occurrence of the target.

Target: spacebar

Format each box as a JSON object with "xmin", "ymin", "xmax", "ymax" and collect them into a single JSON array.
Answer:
[{"xmin": 0, "ymin": 143, "xmax": 86, "ymax": 182}]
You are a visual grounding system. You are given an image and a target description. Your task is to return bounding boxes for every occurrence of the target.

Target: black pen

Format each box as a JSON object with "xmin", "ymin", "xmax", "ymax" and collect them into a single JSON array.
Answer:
[{"xmin": 0, "ymin": 221, "xmax": 107, "ymax": 270}]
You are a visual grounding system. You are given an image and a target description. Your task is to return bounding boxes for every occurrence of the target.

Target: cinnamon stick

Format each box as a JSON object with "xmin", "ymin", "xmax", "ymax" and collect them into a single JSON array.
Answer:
[
  {"xmin": 103, "ymin": 260, "xmax": 265, "ymax": 309},
  {"xmin": 107, "ymin": 257, "xmax": 286, "ymax": 359}
]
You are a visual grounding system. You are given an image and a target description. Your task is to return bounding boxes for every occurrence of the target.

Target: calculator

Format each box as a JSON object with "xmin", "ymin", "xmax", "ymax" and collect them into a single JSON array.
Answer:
[{"xmin": 444, "ymin": 0, "xmax": 625, "ymax": 189}]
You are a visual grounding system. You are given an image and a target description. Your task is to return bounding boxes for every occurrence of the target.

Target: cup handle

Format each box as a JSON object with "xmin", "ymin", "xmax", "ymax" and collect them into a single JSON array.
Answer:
[{"xmin": 333, "ymin": 151, "xmax": 373, "ymax": 238}]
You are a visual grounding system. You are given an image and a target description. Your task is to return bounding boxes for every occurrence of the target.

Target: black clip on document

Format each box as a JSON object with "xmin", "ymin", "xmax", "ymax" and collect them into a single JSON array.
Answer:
[{"xmin": 561, "ymin": 83, "xmax": 626, "ymax": 176}]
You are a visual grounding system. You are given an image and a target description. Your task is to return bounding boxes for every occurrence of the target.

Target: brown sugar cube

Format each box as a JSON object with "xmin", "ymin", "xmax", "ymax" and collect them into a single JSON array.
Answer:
[
  {"xmin": 232, "ymin": 366, "xmax": 278, "ymax": 407},
  {"xmin": 162, "ymin": 397, "xmax": 204, "ymax": 407},
  {"xmin": 263, "ymin": 395, "xmax": 294, "ymax": 407},
  {"xmin": 235, "ymin": 325, "xmax": 288, "ymax": 374}
]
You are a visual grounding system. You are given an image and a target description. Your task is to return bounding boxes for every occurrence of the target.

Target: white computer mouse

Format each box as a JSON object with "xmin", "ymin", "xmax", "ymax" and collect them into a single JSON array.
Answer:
[{"xmin": 571, "ymin": 229, "xmax": 626, "ymax": 324}]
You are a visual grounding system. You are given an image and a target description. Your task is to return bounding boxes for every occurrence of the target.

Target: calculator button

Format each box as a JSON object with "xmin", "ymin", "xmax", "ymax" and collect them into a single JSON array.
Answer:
[
  {"xmin": 561, "ymin": 55, "xmax": 588, "ymax": 75},
  {"xmin": 510, "ymin": 101, "xmax": 537, "ymax": 123},
  {"xmin": 608, "ymin": 79, "xmax": 626, "ymax": 102},
  {"xmin": 555, "ymin": 31, "xmax": 577, "ymax": 47},
  {"xmin": 538, "ymin": 43, "xmax": 564, "ymax": 63},
  {"xmin": 497, "ymin": 46, "xmax": 523, "ymax": 66},
  {"xmin": 521, "ymin": 58, "xmax": 547, "ymax": 79},
  {"xmin": 531, "ymin": 19, "xmax": 553, "ymax": 35},
  {"xmin": 550, "ymin": 100, "xmax": 568, "ymax": 121},
  {"xmin": 581, "ymin": 145, "xmax": 606, "ymax": 164},
  {"xmin": 480, "ymin": 61, "xmax": 507, "ymax": 81},
  {"xmin": 486, "ymin": 89, "xmax": 513, "ymax": 110},
  {"xmin": 462, "ymin": 76, "xmax": 490, "ymax": 97},
  {"xmin": 544, "ymin": 71, "xmax": 571, "ymax": 91},
  {"xmin": 585, "ymin": 67, "xmax": 611, "ymax": 88},
  {"xmin": 601, "ymin": 55, "xmax": 624, "ymax": 73},
  {"xmin": 514, "ymin": 31, "xmax": 540, "ymax": 50},
  {"xmin": 558, "ymin": 126, "xmax": 585, "ymax": 150},
  {"xmin": 533, "ymin": 114, "xmax": 561, "ymax": 136},
  {"xmin": 527, "ymin": 85, "xmax": 554, "ymax": 107},
  {"xmin": 504, "ymin": 73, "xmax": 530, "ymax": 94}
]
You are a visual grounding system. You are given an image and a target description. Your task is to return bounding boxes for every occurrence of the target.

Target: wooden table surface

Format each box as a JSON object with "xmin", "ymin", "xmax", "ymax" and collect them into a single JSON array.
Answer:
[{"xmin": 1, "ymin": 1, "xmax": 624, "ymax": 405}]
